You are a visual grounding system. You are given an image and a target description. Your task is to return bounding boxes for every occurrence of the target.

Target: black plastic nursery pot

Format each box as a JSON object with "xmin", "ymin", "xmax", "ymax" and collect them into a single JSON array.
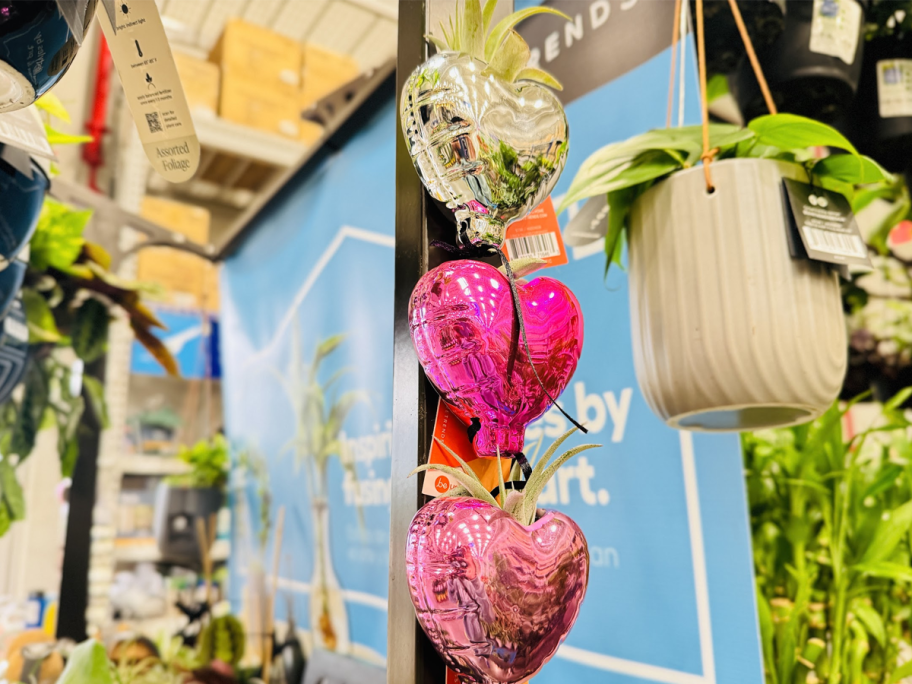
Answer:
[
  {"xmin": 0, "ymin": 143, "xmax": 49, "ymax": 263},
  {"xmin": 695, "ymin": 0, "xmax": 786, "ymax": 75},
  {"xmin": 0, "ymin": 0, "xmax": 97, "ymax": 111},
  {"xmin": 854, "ymin": 30, "xmax": 912, "ymax": 173},
  {"xmin": 153, "ymin": 483, "xmax": 225, "ymax": 566},
  {"xmin": 733, "ymin": 0, "xmax": 866, "ymax": 124}
]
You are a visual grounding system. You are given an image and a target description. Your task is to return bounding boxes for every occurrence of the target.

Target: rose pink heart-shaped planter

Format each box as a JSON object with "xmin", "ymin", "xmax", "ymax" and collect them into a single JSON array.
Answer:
[
  {"xmin": 406, "ymin": 497, "xmax": 589, "ymax": 684},
  {"xmin": 409, "ymin": 260, "xmax": 583, "ymax": 457}
]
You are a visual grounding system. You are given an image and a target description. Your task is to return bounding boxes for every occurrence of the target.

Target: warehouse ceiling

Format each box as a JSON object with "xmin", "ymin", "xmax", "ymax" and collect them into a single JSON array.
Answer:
[{"xmin": 157, "ymin": 0, "xmax": 399, "ymax": 70}]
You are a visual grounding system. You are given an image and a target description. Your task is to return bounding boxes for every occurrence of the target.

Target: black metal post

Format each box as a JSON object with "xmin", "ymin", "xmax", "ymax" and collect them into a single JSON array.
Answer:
[
  {"xmin": 57, "ymin": 357, "xmax": 105, "ymax": 641},
  {"xmin": 387, "ymin": 1, "xmax": 454, "ymax": 682}
]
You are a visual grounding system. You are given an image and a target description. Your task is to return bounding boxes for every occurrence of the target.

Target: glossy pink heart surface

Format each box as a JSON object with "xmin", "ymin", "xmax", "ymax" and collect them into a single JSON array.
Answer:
[
  {"xmin": 409, "ymin": 260, "xmax": 583, "ymax": 457},
  {"xmin": 406, "ymin": 497, "xmax": 589, "ymax": 684}
]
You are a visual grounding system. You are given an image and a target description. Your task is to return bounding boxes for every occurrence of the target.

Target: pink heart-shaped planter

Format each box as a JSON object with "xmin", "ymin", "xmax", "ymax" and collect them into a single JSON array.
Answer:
[
  {"xmin": 409, "ymin": 260, "xmax": 583, "ymax": 457},
  {"xmin": 406, "ymin": 497, "xmax": 589, "ymax": 684}
]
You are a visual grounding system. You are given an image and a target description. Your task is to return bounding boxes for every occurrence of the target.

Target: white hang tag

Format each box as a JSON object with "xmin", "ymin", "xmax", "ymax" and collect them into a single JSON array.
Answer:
[
  {"xmin": 98, "ymin": 1, "xmax": 199, "ymax": 183},
  {"xmin": 100, "ymin": 0, "xmax": 119, "ymax": 36},
  {"xmin": 0, "ymin": 107, "xmax": 56, "ymax": 161},
  {"xmin": 809, "ymin": 0, "xmax": 862, "ymax": 66},
  {"xmin": 877, "ymin": 59, "xmax": 912, "ymax": 119}
]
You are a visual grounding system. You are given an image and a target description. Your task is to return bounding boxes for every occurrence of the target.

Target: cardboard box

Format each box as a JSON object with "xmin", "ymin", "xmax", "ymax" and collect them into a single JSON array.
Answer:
[
  {"xmin": 209, "ymin": 19, "xmax": 301, "ymax": 92},
  {"xmin": 219, "ymin": 72, "xmax": 302, "ymax": 139},
  {"xmin": 299, "ymin": 120, "xmax": 324, "ymax": 145},
  {"xmin": 138, "ymin": 197, "xmax": 217, "ymax": 311},
  {"xmin": 300, "ymin": 43, "xmax": 361, "ymax": 107},
  {"xmin": 173, "ymin": 51, "xmax": 220, "ymax": 116}
]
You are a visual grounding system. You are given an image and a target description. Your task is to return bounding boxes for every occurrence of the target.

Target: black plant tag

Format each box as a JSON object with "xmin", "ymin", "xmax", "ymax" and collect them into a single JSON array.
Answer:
[{"xmin": 782, "ymin": 178, "xmax": 872, "ymax": 272}]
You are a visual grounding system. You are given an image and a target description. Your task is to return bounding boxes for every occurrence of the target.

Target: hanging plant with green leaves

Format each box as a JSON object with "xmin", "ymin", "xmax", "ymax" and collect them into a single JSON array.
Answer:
[
  {"xmin": 0, "ymin": 95, "xmax": 177, "ymax": 539},
  {"xmin": 559, "ymin": 113, "xmax": 894, "ymax": 271}
]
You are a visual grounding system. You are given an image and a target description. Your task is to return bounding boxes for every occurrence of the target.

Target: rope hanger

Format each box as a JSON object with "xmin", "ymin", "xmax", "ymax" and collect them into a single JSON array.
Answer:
[{"xmin": 667, "ymin": 0, "xmax": 780, "ymax": 192}]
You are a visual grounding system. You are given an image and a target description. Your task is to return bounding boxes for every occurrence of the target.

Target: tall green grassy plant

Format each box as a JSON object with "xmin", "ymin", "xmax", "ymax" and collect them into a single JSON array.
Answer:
[{"xmin": 744, "ymin": 390, "xmax": 912, "ymax": 683}]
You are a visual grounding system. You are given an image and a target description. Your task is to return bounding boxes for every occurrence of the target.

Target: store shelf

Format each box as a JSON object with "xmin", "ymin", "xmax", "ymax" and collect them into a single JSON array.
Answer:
[
  {"xmin": 120, "ymin": 454, "xmax": 190, "ymax": 477},
  {"xmin": 114, "ymin": 538, "xmax": 230, "ymax": 564},
  {"xmin": 146, "ymin": 114, "xmax": 309, "ymax": 209}
]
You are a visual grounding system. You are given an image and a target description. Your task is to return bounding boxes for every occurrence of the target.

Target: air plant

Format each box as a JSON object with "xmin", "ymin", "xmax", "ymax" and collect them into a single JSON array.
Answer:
[
  {"xmin": 410, "ymin": 426, "xmax": 600, "ymax": 526},
  {"xmin": 426, "ymin": 0, "xmax": 569, "ymax": 90}
]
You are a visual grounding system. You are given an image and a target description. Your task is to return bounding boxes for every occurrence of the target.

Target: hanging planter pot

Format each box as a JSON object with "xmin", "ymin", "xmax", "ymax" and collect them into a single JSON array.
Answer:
[
  {"xmin": 153, "ymin": 482, "xmax": 224, "ymax": 566},
  {"xmin": 854, "ymin": 29, "xmax": 912, "ymax": 173},
  {"xmin": 696, "ymin": 0, "xmax": 786, "ymax": 75},
  {"xmin": 406, "ymin": 428, "xmax": 598, "ymax": 684},
  {"xmin": 628, "ymin": 158, "xmax": 847, "ymax": 431},
  {"xmin": 398, "ymin": 2, "xmax": 571, "ymax": 248},
  {"xmin": 0, "ymin": 0, "xmax": 98, "ymax": 112},
  {"xmin": 733, "ymin": 0, "xmax": 866, "ymax": 124},
  {"xmin": 0, "ymin": 143, "xmax": 49, "ymax": 264}
]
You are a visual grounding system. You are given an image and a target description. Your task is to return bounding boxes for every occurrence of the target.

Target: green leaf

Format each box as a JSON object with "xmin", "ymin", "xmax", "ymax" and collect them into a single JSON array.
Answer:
[
  {"xmin": 522, "ymin": 443, "xmax": 601, "ymax": 524},
  {"xmin": 561, "ymin": 149, "xmax": 679, "ymax": 209},
  {"xmin": 870, "ymin": 195, "xmax": 911, "ymax": 254},
  {"xmin": 888, "ymin": 658, "xmax": 912, "ymax": 683},
  {"xmin": 884, "ymin": 386, "xmax": 912, "ymax": 412},
  {"xmin": 482, "ymin": 0, "xmax": 498, "ymax": 33},
  {"xmin": 21, "ymin": 288, "xmax": 61, "ymax": 343},
  {"xmin": 484, "ymin": 6, "xmax": 570, "ymax": 62},
  {"xmin": 0, "ymin": 459, "xmax": 25, "ymax": 521},
  {"xmin": 410, "ymin": 462, "xmax": 500, "ymax": 509},
  {"xmin": 10, "ymin": 361, "xmax": 49, "ymax": 460},
  {"xmin": 515, "ymin": 67, "xmax": 562, "ymax": 90},
  {"xmin": 851, "ymin": 599, "xmax": 886, "ymax": 647},
  {"xmin": 0, "ymin": 501, "xmax": 9, "ymax": 537},
  {"xmin": 706, "ymin": 73, "xmax": 729, "ymax": 103},
  {"xmin": 748, "ymin": 113, "xmax": 858, "ymax": 155},
  {"xmin": 72, "ymin": 298, "xmax": 110, "ymax": 363},
  {"xmin": 461, "ymin": 0, "xmax": 484, "ymax": 59},
  {"xmin": 58, "ymin": 640, "xmax": 114, "ymax": 684},
  {"xmin": 35, "ymin": 92, "xmax": 71, "ymax": 123},
  {"xmin": 812, "ymin": 153, "xmax": 892, "ymax": 185},
  {"xmin": 488, "ymin": 30, "xmax": 529, "ymax": 82},
  {"xmin": 30, "ymin": 199, "xmax": 91, "ymax": 272},
  {"xmin": 44, "ymin": 124, "xmax": 93, "ymax": 146},
  {"xmin": 859, "ymin": 498, "xmax": 912, "ymax": 564},
  {"xmin": 755, "ymin": 590, "xmax": 777, "ymax": 684},
  {"xmin": 315, "ymin": 333, "xmax": 346, "ymax": 364},
  {"xmin": 425, "ymin": 33, "xmax": 449, "ymax": 52},
  {"xmin": 853, "ymin": 561, "xmax": 912, "ymax": 583},
  {"xmin": 82, "ymin": 375, "xmax": 110, "ymax": 429}
]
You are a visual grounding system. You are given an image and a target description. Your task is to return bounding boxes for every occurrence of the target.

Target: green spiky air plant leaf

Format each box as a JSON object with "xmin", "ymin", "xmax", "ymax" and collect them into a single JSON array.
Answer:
[
  {"xmin": 427, "ymin": 0, "xmax": 568, "ymax": 90},
  {"xmin": 412, "ymin": 428, "xmax": 600, "ymax": 526},
  {"xmin": 487, "ymin": 30, "xmax": 529, "ymax": 82}
]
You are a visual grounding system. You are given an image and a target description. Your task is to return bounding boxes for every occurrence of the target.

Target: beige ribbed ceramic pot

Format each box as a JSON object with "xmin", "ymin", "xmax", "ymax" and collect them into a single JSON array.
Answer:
[{"xmin": 628, "ymin": 158, "xmax": 847, "ymax": 431}]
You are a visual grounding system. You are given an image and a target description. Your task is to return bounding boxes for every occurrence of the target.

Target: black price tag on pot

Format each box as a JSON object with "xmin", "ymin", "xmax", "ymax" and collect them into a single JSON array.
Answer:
[{"xmin": 783, "ymin": 178, "xmax": 872, "ymax": 271}]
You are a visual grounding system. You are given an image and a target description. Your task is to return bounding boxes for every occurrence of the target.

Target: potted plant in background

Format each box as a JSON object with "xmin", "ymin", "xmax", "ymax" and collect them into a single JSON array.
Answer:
[
  {"xmin": 743, "ymin": 392, "xmax": 912, "ymax": 683},
  {"xmin": 271, "ymin": 326, "xmax": 367, "ymax": 655},
  {"xmin": 154, "ymin": 434, "xmax": 229, "ymax": 566},
  {"xmin": 732, "ymin": 0, "xmax": 867, "ymax": 126},
  {"xmin": 854, "ymin": 1, "xmax": 912, "ymax": 173},
  {"xmin": 560, "ymin": 113, "xmax": 891, "ymax": 431}
]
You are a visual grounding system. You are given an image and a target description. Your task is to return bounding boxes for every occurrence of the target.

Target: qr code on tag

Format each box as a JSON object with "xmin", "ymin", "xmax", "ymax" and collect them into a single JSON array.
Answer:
[{"xmin": 145, "ymin": 111, "xmax": 162, "ymax": 134}]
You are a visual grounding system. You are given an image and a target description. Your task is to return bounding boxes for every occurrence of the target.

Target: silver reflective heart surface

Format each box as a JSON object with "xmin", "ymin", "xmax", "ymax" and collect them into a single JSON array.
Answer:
[{"xmin": 400, "ymin": 52, "xmax": 569, "ymax": 247}]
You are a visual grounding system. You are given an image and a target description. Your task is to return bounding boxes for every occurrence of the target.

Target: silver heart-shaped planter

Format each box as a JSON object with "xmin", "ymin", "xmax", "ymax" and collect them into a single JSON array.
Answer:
[{"xmin": 400, "ymin": 52, "xmax": 569, "ymax": 247}]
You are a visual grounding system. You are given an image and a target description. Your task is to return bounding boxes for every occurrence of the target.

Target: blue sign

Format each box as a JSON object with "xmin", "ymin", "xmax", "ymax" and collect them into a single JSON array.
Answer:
[
  {"xmin": 219, "ymin": 2, "xmax": 764, "ymax": 680},
  {"xmin": 220, "ymin": 101, "xmax": 396, "ymax": 665}
]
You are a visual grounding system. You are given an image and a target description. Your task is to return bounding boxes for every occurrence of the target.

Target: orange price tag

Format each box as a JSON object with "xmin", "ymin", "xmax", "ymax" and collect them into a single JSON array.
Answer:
[
  {"xmin": 423, "ymin": 400, "xmax": 511, "ymax": 498},
  {"xmin": 503, "ymin": 197, "xmax": 568, "ymax": 269}
]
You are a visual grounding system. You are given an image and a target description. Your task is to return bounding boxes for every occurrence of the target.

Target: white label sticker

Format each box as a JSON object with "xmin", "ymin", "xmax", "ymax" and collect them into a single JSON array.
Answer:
[
  {"xmin": 98, "ymin": 1, "xmax": 199, "ymax": 183},
  {"xmin": 0, "ymin": 107, "xmax": 55, "ymax": 160},
  {"xmin": 877, "ymin": 59, "xmax": 912, "ymax": 118},
  {"xmin": 809, "ymin": 0, "xmax": 861, "ymax": 65}
]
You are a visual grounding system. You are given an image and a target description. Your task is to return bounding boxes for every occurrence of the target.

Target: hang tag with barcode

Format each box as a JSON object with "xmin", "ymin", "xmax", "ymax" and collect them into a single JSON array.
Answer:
[
  {"xmin": 503, "ymin": 197, "xmax": 568, "ymax": 269},
  {"xmin": 98, "ymin": 0, "xmax": 199, "ymax": 183},
  {"xmin": 783, "ymin": 178, "xmax": 872, "ymax": 271}
]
